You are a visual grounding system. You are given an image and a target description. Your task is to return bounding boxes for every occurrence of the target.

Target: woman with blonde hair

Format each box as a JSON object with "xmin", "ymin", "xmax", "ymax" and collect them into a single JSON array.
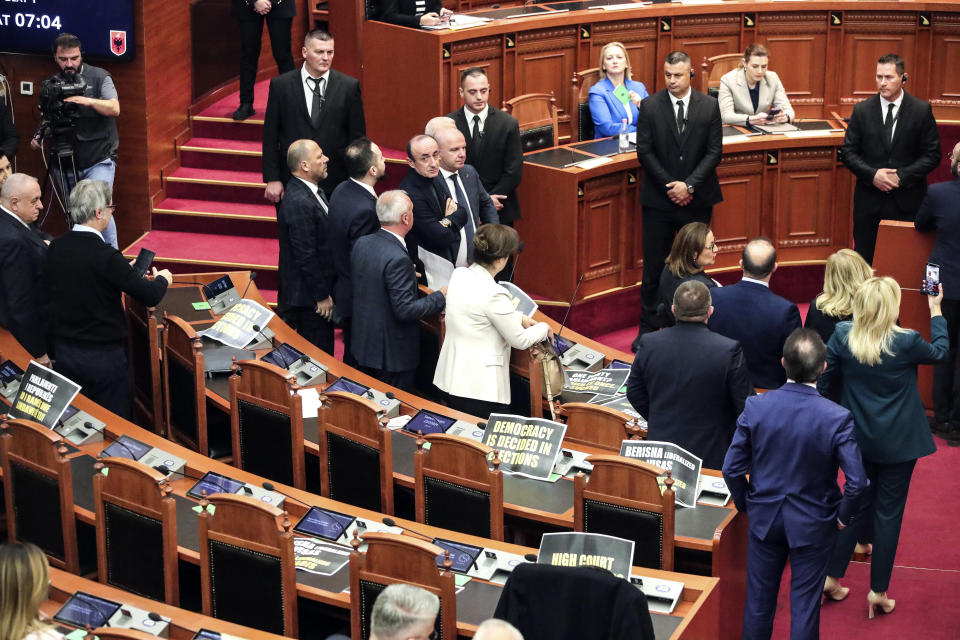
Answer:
[
  {"xmin": 588, "ymin": 41, "xmax": 649, "ymax": 138},
  {"xmin": 818, "ymin": 277, "xmax": 946, "ymax": 617},
  {"xmin": 0, "ymin": 542, "xmax": 62, "ymax": 640},
  {"xmin": 805, "ymin": 249, "xmax": 873, "ymax": 344}
]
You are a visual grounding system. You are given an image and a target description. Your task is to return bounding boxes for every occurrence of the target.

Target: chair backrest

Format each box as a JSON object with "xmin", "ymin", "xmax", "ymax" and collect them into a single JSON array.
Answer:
[
  {"xmin": 574, "ymin": 454, "xmax": 675, "ymax": 570},
  {"xmin": 503, "ymin": 92, "xmax": 559, "ymax": 152},
  {"xmin": 229, "ymin": 360, "xmax": 305, "ymax": 489},
  {"xmin": 0, "ymin": 418, "xmax": 79, "ymax": 572},
  {"xmin": 94, "ymin": 457, "xmax": 179, "ymax": 605},
  {"xmin": 558, "ymin": 402, "xmax": 643, "ymax": 452},
  {"xmin": 414, "ymin": 434, "xmax": 504, "ymax": 540},
  {"xmin": 349, "ymin": 532, "xmax": 457, "ymax": 640},
  {"xmin": 700, "ymin": 53, "xmax": 743, "ymax": 97},
  {"xmin": 161, "ymin": 314, "xmax": 208, "ymax": 455},
  {"xmin": 123, "ymin": 293, "xmax": 164, "ymax": 435},
  {"xmin": 198, "ymin": 494, "xmax": 297, "ymax": 637},
  {"xmin": 318, "ymin": 391, "xmax": 393, "ymax": 514},
  {"xmin": 571, "ymin": 68, "xmax": 602, "ymax": 141}
]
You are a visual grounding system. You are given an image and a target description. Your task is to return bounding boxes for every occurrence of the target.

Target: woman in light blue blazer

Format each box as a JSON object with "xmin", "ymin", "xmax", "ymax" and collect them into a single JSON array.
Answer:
[{"xmin": 588, "ymin": 41, "xmax": 649, "ymax": 138}]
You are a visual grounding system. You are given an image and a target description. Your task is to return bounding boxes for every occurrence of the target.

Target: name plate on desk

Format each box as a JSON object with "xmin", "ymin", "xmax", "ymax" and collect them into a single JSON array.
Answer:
[
  {"xmin": 620, "ymin": 440, "xmax": 702, "ymax": 508},
  {"xmin": 539, "ymin": 531, "xmax": 634, "ymax": 580},
  {"xmin": 483, "ymin": 414, "xmax": 566, "ymax": 480},
  {"xmin": 8, "ymin": 361, "xmax": 81, "ymax": 429}
]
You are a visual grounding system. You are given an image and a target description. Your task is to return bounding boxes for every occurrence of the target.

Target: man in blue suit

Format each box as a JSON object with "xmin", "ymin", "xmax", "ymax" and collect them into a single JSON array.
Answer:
[
  {"xmin": 723, "ymin": 328, "xmax": 867, "ymax": 640},
  {"xmin": 709, "ymin": 238, "xmax": 801, "ymax": 389},
  {"xmin": 350, "ymin": 190, "xmax": 446, "ymax": 392}
]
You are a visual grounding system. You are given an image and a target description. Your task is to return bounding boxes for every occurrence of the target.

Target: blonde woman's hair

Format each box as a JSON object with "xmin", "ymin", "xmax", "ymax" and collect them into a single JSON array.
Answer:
[
  {"xmin": 598, "ymin": 42, "xmax": 633, "ymax": 80},
  {"xmin": 848, "ymin": 276, "xmax": 909, "ymax": 366},
  {"xmin": 815, "ymin": 249, "xmax": 873, "ymax": 318},
  {"xmin": 0, "ymin": 543, "xmax": 51, "ymax": 640}
]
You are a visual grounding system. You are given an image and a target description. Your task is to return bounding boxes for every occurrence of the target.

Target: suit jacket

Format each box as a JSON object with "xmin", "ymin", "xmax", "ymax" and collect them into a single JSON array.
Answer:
[
  {"xmin": 708, "ymin": 280, "xmax": 802, "ymax": 389},
  {"xmin": 328, "ymin": 179, "xmax": 380, "ymax": 318},
  {"xmin": 627, "ymin": 322, "xmax": 754, "ymax": 469},
  {"xmin": 433, "ymin": 264, "xmax": 549, "ymax": 403},
  {"xmin": 376, "ymin": 0, "xmax": 442, "ymax": 27},
  {"xmin": 448, "ymin": 106, "xmax": 524, "ymax": 223},
  {"xmin": 350, "ymin": 229, "xmax": 446, "ymax": 372},
  {"xmin": 587, "ymin": 77, "xmax": 649, "ymax": 138},
  {"xmin": 262, "ymin": 68, "xmax": 365, "ymax": 193},
  {"xmin": 0, "ymin": 210, "xmax": 48, "ymax": 356},
  {"xmin": 0, "ymin": 101, "xmax": 18, "ymax": 159},
  {"xmin": 841, "ymin": 91, "xmax": 940, "ymax": 217},
  {"xmin": 915, "ymin": 177, "xmax": 960, "ymax": 300},
  {"xmin": 818, "ymin": 317, "xmax": 947, "ymax": 463},
  {"xmin": 635, "ymin": 89, "xmax": 723, "ymax": 210},
  {"xmin": 231, "ymin": 0, "xmax": 296, "ymax": 19},
  {"xmin": 722, "ymin": 383, "xmax": 867, "ymax": 546},
  {"xmin": 277, "ymin": 177, "xmax": 334, "ymax": 311},
  {"xmin": 717, "ymin": 68, "xmax": 794, "ymax": 125}
]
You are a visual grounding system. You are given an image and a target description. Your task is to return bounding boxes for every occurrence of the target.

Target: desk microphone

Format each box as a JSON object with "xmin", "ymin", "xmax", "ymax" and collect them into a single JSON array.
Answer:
[
  {"xmin": 554, "ymin": 273, "xmax": 584, "ymax": 342},
  {"xmin": 524, "ymin": 553, "xmax": 538, "ymax": 562},
  {"xmin": 239, "ymin": 271, "xmax": 257, "ymax": 300},
  {"xmin": 381, "ymin": 517, "xmax": 434, "ymax": 543},
  {"xmin": 261, "ymin": 481, "xmax": 310, "ymax": 509},
  {"xmin": 251, "ymin": 324, "xmax": 275, "ymax": 349},
  {"xmin": 384, "ymin": 391, "xmax": 419, "ymax": 412}
]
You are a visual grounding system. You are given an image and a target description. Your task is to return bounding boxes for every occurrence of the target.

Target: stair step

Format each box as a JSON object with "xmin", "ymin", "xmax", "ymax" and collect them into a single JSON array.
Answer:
[
  {"xmin": 154, "ymin": 197, "xmax": 275, "ymax": 220},
  {"xmin": 180, "ymin": 137, "xmax": 262, "ymax": 172},
  {"xmin": 165, "ymin": 167, "xmax": 266, "ymax": 205},
  {"xmin": 123, "ymin": 230, "xmax": 278, "ymax": 270},
  {"xmin": 191, "ymin": 117, "xmax": 264, "ymax": 141}
]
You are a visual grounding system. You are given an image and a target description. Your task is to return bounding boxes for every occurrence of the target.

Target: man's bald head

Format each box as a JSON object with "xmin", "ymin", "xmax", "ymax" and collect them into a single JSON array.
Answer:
[
  {"xmin": 0, "ymin": 173, "xmax": 38, "ymax": 202},
  {"xmin": 741, "ymin": 237, "xmax": 777, "ymax": 280},
  {"xmin": 435, "ymin": 126, "xmax": 467, "ymax": 172},
  {"xmin": 474, "ymin": 619, "xmax": 524, "ymax": 640},
  {"xmin": 424, "ymin": 116, "xmax": 457, "ymax": 139}
]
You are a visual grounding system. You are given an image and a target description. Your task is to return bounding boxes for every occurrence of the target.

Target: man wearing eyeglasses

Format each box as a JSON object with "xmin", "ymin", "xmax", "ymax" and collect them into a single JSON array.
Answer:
[{"xmin": 369, "ymin": 583, "xmax": 439, "ymax": 640}]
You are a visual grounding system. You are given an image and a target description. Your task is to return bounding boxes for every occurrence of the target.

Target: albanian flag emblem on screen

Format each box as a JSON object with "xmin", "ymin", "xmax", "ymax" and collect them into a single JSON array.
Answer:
[{"xmin": 110, "ymin": 30, "xmax": 127, "ymax": 56}]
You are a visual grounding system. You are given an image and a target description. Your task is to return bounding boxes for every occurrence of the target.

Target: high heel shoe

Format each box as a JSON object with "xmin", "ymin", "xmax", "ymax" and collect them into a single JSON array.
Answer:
[
  {"xmin": 822, "ymin": 577, "xmax": 849, "ymax": 602},
  {"xmin": 867, "ymin": 590, "xmax": 895, "ymax": 618}
]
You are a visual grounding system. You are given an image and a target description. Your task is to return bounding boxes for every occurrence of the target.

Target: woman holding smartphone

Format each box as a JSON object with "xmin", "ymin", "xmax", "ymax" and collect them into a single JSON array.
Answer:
[{"xmin": 717, "ymin": 43, "xmax": 795, "ymax": 126}]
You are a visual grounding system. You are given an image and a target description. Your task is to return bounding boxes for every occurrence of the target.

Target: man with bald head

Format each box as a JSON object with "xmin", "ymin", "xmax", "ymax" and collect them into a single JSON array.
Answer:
[
  {"xmin": 424, "ymin": 116, "xmax": 456, "ymax": 139},
  {"xmin": 708, "ymin": 238, "xmax": 801, "ymax": 389},
  {"xmin": 474, "ymin": 619, "xmax": 524, "ymax": 640},
  {"xmin": 0, "ymin": 173, "xmax": 50, "ymax": 365}
]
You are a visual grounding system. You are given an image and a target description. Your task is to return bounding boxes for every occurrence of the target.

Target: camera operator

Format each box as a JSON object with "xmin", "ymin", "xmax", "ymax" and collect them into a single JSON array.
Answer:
[{"xmin": 31, "ymin": 33, "xmax": 120, "ymax": 248}]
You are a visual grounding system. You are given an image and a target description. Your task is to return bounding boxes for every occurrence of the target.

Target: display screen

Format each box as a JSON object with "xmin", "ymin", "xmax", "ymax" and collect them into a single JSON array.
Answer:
[
  {"xmin": 262, "ymin": 342, "xmax": 305, "ymax": 369},
  {"xmin": 404, "ymin": 409, "xmax": 456, "ymax": 435},
  {"xmin": 0, "ymin": 2, "xmax": 135, "ymax": 60},
  {"xmin": 608, "ymin": 359, "xmax": 631, "ymax": 370},
  {"xmin": 205, "ymin": 275, "xmax": 234, "ymax": 298},
  {"xmin": 54, "ymin": 591, "xmax": 122, "ymax": 628},
  {"xmin": 187, "ymin": 471, "xmax": 245, "ymax": 500},
  {"xmin": 192, "ymin": 631, "xmax": 221, "ymax": 640},
  {"xmin": 294, "ymin": 506, "xmax": 355, "ymax": 541},
  {"xmin": 433, "ymin": 538, "xmax": 482, "ymax": 573},
  {"xmin": 58, "ymin": 404, "xmax": 79, "ymax": 422},
  {"xmin": 553, "ymin": 334, "xmax": 574, "ymax": 356},
  {"xmin": 325, "ymin": 377, "xmax": 369, "ymax": 396},
  {"xmin": 100, "ymin": 434, "xmax": 152, "ymax": 461},
  {"xmin": 0, "ymin": 360, "xmax": 24, "ymax": 384}
]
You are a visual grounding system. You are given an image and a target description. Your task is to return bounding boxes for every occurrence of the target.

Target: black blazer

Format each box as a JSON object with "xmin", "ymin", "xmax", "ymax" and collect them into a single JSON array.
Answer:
[
  {"xmin": 804, "ymin": 298, "xmax": 849, "ymax": 346},
  {"xmin": 915, "ymin": 177, "xmax": 960, "ymax": 300},
  {"xmin": 231, "ymin": 0, "xmax": 296, "ymax": 19},
  {"xmin": 448, "ymin": 106, "xmax": 524, "ymax": 223},
  {"xmin": 399, "ymin": 168, "xmax": 468, "ymax": 265},
  {"xmin": 376, "ymin": 0, "xmax": 442, "ymax": 27},
  {"xmin": 0, "ymin": 101, "xmax": 18, "ymax": 159},
  {"xmin": 262, "ymin": 68, "xmax": 366, "ymax": 193},
  {"xmin": 327, "ymin": 179, "xmax": 379, "ymax": 318},
  {"xmin": 636, "ymin": 89, "xmax": 723, "ymax": 210},
  {"xmin": 627, "ymin": 322, "xmax": 754, "ymax": 470},
  {"xmin": 277, "ymin": 177, "xmax": 334, "ymax": 312},
  {"xmin": 0, "ymin": 210, "xmax": 48, "ymax": 356},
  {"xmin": 841, "ymin": 92, "xmax": 940, "ymax": 217},
  {"xmin": 350, "ymin": 229, "xmax": 446, "ymax": 372}
]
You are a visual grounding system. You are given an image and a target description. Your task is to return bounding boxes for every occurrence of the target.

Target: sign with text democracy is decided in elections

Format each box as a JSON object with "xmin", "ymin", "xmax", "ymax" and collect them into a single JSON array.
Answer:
[
  {"xmin": 538, "ymin": 532, "xmax": 635, "ymax": 580},
  {"xmin": 198, "ymin": 299, "xmax": 274, "ymax": 349},
  {"xmin": 483, "ymin": 413, "xmax": 566, "ymax": 480},
  {"xmin": 619, "ymin": 440, "xmax": 702, "ymax": 508},
  {"xmin": 8, "ymin": 361, "xmax": 81, "ymax": 428}
]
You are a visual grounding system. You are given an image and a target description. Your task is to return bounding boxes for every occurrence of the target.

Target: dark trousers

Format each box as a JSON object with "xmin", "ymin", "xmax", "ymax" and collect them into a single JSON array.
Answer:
[
  {"xmin": 237, "ymin": 15, "xmax": 294, "ymax": 105},
  {"xmin": 447, "ymin": 394, "xmax": 509, "ymax": 421},
  {"xmin": 853, "ymin": 197, "xmax": 912, "ymax": 265},
  {"xmin": 280, "ymin": 306, "xmax": 334, "ymax": 355},
  {"xmin": 359, "ymin": 366, "xmax": 415, "ymax": 393},
  {"xmin": 339, "ymin": 317, "xmax": 358, "ymax": 368},
  {"xmin": 742, "ymin": 509, "xmax": 836, "ymax": 640},
  {"xmin": 933, "ymin": 298, "xmax": 960, "ymax": 424},
  {"xmin": 638, "ymin": 205, "xmax": 712, "ymax": 334},
  {"xmin": 54, "ymin": 340, "xmax": 131, "ymax": 420},
  {"xmin": 827, "ymin": 458, "xmax": 917, "ymax": 592}
]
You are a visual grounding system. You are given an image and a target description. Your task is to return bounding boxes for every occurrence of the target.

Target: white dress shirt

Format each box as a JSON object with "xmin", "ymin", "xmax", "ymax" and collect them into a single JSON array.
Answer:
[
  {"xmin": 672, "ymin": 88, "xmax": 692, "ymax": 129},
  {"xmin": 880, "ymin": 90, "xmax": 904, "ymax": 139},
  {"xmin": 300, "ymin": 66, "xmax": 330, "ymax": 118},
  {"xmin": 463, "ymin": 104, "xmax": 489, "ymax": 136},
  {"xmin": 439, "ymin": 167, "xmax": 474, "ymax": 268},
  {"xmin": 72, "ymin": 223, "xmax": 104, "ymax": 240}
]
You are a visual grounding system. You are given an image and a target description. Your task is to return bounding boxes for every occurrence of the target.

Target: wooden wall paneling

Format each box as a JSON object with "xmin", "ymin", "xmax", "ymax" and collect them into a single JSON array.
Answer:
[
  {"xmin": 671, "ymin": 13, "xmax": 741, "ymax": 92},
  {"xmin": 591, "ymin": 20, "xmax": 660, "ymax": 92},
  {"xmin": 756, "ymin": 12, "xmax": 829, "ymax": 119},
  {"xmin": 929, "ymin": 14, "xmax": 960, "ymax": 114},
  {"xmin": 839, "ymin": 12, "xmax": 917, "ymax": 106},
  {"xmin": 622, "ymin": 170, "xmax": 642, "ymax": 285},
  {"xmin": 515, "ymin": 27, "xmax": 578, "ymax": 116},
  {"xmin": 776, "ymin": 148, "xmax": 836, "ymax": 256},
  {"xmin": 327, "ymin": 0, "xmax": 364, "ymax": 80},
  {"xmin": 712, "ymin": 151, "xmax": 764, "ymax": 254},
  {"xmin": 503, "ymin": 32, "xmax": 517, "ymax": 110},
  {"xmin": 449, "ymin": 36, "xmax": 503, "ymax": 114},
  {"xmin": 831, "ymin": 154, "xmax": 855, "ymax": 251},
  {"xmin": 578, "ymin": 173, "xmax": 623, "ymax": 297}
]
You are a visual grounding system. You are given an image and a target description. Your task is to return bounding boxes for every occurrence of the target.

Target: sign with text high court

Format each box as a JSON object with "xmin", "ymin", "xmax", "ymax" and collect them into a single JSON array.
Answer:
[
  {"xmin": 538, "ymin": 532, "xmax": 635, "ymax": 580},
  {"xmin": 8, "ymin": 361, "xmax": 81, "ymax": 428},
  {"xmin": 483, "ymin": 414, "xmax": 566, "ymax": 480}
]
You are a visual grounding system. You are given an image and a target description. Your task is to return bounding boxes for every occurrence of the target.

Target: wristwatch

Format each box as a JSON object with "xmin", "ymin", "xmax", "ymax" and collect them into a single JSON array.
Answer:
[
  {"xmin": 439, "ymin": 218, "xmax": 452, "ymax": 228},
  {"xmin": 686, "ymin": 183, "xmax": 695, "ymax": 194}
]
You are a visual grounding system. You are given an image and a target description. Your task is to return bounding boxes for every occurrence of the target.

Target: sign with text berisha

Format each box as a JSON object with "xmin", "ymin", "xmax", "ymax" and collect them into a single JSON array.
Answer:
[
  {"xmin": 198, "ymin": 299, "xmax": 274, "ymax": 349},
  {"xmin": 619, "ymin": 440, "xmax": 702, "ymax": 508},
  {"xmin": 8, "ymin": 361, "xmax": 81, "ymax": 428},
  {"xmin": 538, "ymin": 532, "xmax": 635, "ymax": 580},
  {"xmin": 483, "ymin": 414, "xmax": 566, "ymax": 480}
]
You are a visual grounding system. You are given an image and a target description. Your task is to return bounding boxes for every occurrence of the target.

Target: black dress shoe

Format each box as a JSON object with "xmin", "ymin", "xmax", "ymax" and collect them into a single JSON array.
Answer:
[
  {"xmin": 929, "ymin": 415, "xmax": 949, "ymax": 435},
  {"xmin": 947, "ymin": 423, "xmax": 960, "ymax": 447},
  {"xmin": 232, "ymin": 103, "xmax": 255, "ymax": 121}
]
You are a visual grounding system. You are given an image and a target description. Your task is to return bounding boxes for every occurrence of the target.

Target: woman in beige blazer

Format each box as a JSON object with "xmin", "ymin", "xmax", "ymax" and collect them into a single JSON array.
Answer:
[
  {"xmin": 718, "ymin": 43, "xmax": 795, "ymax": 126},
  {"xmin": 433, "ymin": 225, "xmax": 550, "ymax": 418}
]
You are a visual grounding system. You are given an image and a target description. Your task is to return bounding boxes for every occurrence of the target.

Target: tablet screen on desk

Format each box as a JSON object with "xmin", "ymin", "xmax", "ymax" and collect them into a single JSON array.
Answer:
[
  {"xmin": 608, "ymin": 359, "xmax": 631, "ymax": 370},
  {"xmin": 553, "ymin": 334, "xmax": 574, "ymax": 356},
  {"xmin": 262, "ymin": 342, "xmax": 305, "ymax": 368},
  {"xmin": 0, "ymin": 360, "xmax": 24, "ymax": 384},
  {"xmin": 325, "ymin": 377, "xmax": 369, "ymax": 396},
  {"xmin": 187, "ymin": 471, "xmax": 245, "ymax": 499},
  {"xmin": 192, "ymin": 630, "xmax": 221, "ymax": 640},
  {"xmin": 403, "ymin": 409, "xmax": 456, "ymax": 435},
  {"xmin": 100, "ymin": 435, "xmax": 152, "ymax": 461},
  {"xmin": 294, "ymin": 506, "xmax": 355, "ymax": 541},
  {"xmin": 205, "ymin": 275, "xmax": 234, "ymax": 298},
  {"xmin": 54, "ymin": 591, "xmax": 122, "ymax": 628},
  {"xmin": 59, "ymin": 405, "xmax": 80, "ymax": 423},
  {"xmin": 433, "ymin": 538, "xmax": 482, "ymax": 573}
]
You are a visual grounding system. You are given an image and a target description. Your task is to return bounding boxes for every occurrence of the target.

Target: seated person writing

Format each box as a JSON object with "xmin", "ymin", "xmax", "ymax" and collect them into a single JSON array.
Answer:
[
  {"xmin": 588, "ymin": 42, "xmax": 649, "ymax": 138},
  {"xmin": 718, "ymin": 43, "xmax": 794, "ymax": 127},
  {"xmin": 376, "ymin": 0, "xmax": 452, "ymax": 28}
]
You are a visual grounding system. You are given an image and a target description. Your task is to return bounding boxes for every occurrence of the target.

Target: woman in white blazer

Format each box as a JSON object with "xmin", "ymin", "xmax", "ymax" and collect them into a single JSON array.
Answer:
[
  {"xmin": 434, "ymin": 225, "xmax": 550, "ymax": 418},
  {"xmin": 718, "ymin": 43, "xmax": 795, "ymax": 126}
]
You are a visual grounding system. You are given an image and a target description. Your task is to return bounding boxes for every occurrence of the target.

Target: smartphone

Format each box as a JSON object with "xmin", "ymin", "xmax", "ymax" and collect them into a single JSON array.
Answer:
[
  {"xmin": 767, "ymin": 106, "xmax": 782, "ymax": 120},
  {"xmin": 922, "ymin": 262, "xmax": 940, "ymax": 296},
  {"xmin": 133, "ymin": 248, "xmax": 155, "ymax": 277}
]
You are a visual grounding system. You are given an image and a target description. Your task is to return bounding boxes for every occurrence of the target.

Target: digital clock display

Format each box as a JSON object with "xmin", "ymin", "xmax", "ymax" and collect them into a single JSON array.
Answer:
[{"xmin": 0, "ymin": 1, "xmax": 135, "ymax": 61}]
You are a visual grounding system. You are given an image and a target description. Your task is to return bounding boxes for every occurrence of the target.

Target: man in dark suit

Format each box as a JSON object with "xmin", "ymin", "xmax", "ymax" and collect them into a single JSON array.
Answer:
[
  {"xmin": 231, "ymin": 0, "xmax": 295, "ymax": 121},
  {"xmin": 627, "ymin": 280, "xmax": 753, "ymax": 469},
  {"xmin": 328, "ymin": 137, "xmax": 385, "ymax": 365},
  {"xmin": 262, "ymin": 30, "xmax": 365, "ymax": 202},
  {"xmin": 350, "ymin": 190, "xmax": 446, "ymax": 391},
  {"xmin": 633, "ymin": 51, "xmax": 723, "ymax": 344},
  {"xmin": 447, "ymin": 67, "xmax": 524, "ymax": 226},
  {"xmin": 842, "ymin": 53, "xmax": 940, "ymax": 264},
  {"xmin": 277, "ymin": 139, "xmax": 335, "ymax": 354},
  {"xmin": 723, "ymin": 328, "xmax": 867, "ymax": 640},
  {"xmin": 915, "ymin": 140, "xmax": 960, "ymax": 444},
  {"xmin": 708, "ymin": 238, "xmax": 802, "ymax": 390},
  {"xmin": 0, "ymin": 173, "xmax": 50, "ymax": 365},
  {"xmin": 0, "ymin": 101, "xmax": 19, "ymax": 160}
]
